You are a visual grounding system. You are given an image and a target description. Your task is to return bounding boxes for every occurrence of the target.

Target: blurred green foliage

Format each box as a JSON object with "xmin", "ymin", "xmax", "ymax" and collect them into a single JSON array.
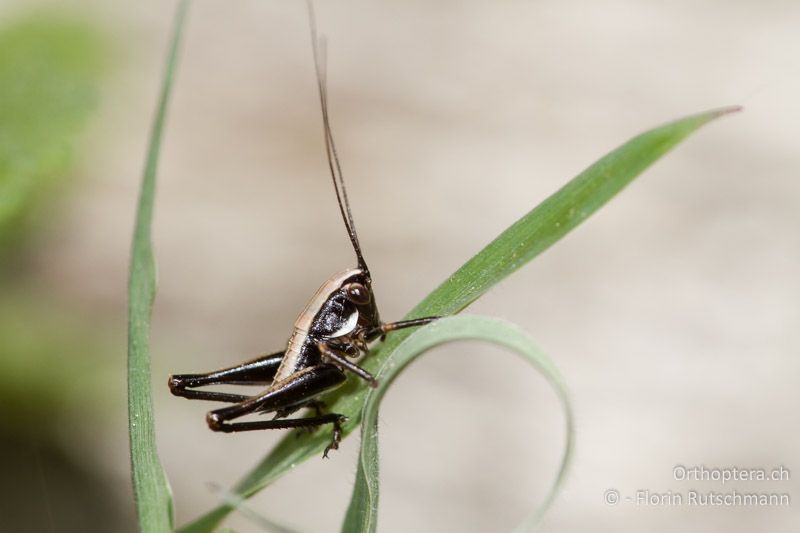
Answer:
[
  {"xmin": 0, "ymin": 10, "xmax": 130, "ymax": 532},
  {"xmin": 0, "ymin": 9, "xmax": 110, "ymax": 429},
  {"xmin": 0, "ymin": 12, "xmax": 105, "ymax": 246},
  {"xmin": 0, "ymin": 287, "xmax": 118, "ymax": 432}
]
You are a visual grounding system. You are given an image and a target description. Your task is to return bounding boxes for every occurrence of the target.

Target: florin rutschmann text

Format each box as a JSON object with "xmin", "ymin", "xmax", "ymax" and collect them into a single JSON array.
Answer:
[{"xmin": 603, "ymin": 465, "xmax": 791, "ymax": 507}]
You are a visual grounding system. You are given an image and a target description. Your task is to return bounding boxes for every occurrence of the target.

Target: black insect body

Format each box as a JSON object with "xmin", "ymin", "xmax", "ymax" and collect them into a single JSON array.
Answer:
[{"xmin": 168, "ymin": 8, "xmax": 438, "ymax": 457}]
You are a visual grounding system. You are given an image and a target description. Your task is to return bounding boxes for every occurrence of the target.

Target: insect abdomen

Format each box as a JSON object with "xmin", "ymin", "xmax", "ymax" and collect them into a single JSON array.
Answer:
[{"xmin": 272, "ymin": 329, "xmax": 314, "ymax": 385}]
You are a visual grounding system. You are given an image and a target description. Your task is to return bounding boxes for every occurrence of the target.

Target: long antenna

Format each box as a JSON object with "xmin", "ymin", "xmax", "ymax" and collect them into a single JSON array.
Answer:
[{"xmin": 307, "ymin": 1, "xmax": 369, "ymax": 275}]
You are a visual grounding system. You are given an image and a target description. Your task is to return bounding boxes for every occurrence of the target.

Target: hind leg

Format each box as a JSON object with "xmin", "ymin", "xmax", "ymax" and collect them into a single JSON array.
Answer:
[
  {"xmin": 168, "ymin": 351, "xmax": 284, "ymax": 403},
  {"xmin": 206, "ymin": 364, "xmax": 348, "ymax": 456}
]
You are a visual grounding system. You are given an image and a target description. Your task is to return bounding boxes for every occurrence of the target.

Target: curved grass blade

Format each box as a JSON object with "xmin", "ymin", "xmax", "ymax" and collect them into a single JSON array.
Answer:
[
  {"xmin": 181, "ymin": 106, "xmax": 739, "ymax": 532},
  {"xmin": 128, "ymin": 1, "xmax": 190, "ymax": 531},
  {"xmin": 342, "ymin": 315, "xmax": 573, "ymax": 533}
]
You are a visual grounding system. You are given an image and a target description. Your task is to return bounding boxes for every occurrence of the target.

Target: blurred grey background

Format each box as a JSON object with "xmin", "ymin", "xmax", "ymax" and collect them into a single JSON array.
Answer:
[{"xmin": 0, "ymin": 0, "xmax": 797, "ymax": 531}]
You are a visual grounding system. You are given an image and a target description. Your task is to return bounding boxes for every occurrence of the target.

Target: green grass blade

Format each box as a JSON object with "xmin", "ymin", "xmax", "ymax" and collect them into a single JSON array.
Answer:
[
  {"xmin": 128, "ymin": 1, "xmax": 190, "ymax": 531},
  {"xmin": 412, "ymin": 106, "xmax": 740, "ymax": 317},
  {"xmin": 181, "ymin": 106, "xmax": 738, "ymax": 532},
  {"xmin": 341, "ymin": 315, "xmax": 574, "ymax": 533}
]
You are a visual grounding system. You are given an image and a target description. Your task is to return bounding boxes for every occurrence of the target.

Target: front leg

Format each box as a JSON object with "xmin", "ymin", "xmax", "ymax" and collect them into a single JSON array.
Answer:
[{"xmin": 358, "ymin": 316, "xmax": 440, "ymax": 345}]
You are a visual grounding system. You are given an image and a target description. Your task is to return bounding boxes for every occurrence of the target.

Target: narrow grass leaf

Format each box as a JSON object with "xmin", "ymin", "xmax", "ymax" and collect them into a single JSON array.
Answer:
[
  {"xmin": 342, "ymin": 315, "xmax": 574, "ymax": 533},
  {"xmin": 128, "ymin": 1, "xmax": 190, "ymax": 531},
  {"xmin": 181, "ymin": 106, "xmax": 738, "ymax": 532},
  {"xmin": 210, "ymin": 483, "xmax": 301, "ymax": 533}
]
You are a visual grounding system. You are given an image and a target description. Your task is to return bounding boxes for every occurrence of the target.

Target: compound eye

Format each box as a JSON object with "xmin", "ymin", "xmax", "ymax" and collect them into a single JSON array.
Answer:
[{"xmin": 344, "ymin": 283, "xmax": 370, "ymax": 305}]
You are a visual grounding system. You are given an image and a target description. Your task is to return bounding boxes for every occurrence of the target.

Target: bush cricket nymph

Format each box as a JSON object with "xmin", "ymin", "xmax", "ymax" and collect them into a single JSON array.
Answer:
[{"xmin": 168, "ymin": 5, "xmax": 439, "ymax": 457}]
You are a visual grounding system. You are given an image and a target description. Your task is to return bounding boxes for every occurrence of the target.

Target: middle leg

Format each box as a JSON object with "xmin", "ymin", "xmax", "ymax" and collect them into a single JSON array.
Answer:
[{"xmin": 318, "ymin": 342, "xmax": 377, "ymax": 387}]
